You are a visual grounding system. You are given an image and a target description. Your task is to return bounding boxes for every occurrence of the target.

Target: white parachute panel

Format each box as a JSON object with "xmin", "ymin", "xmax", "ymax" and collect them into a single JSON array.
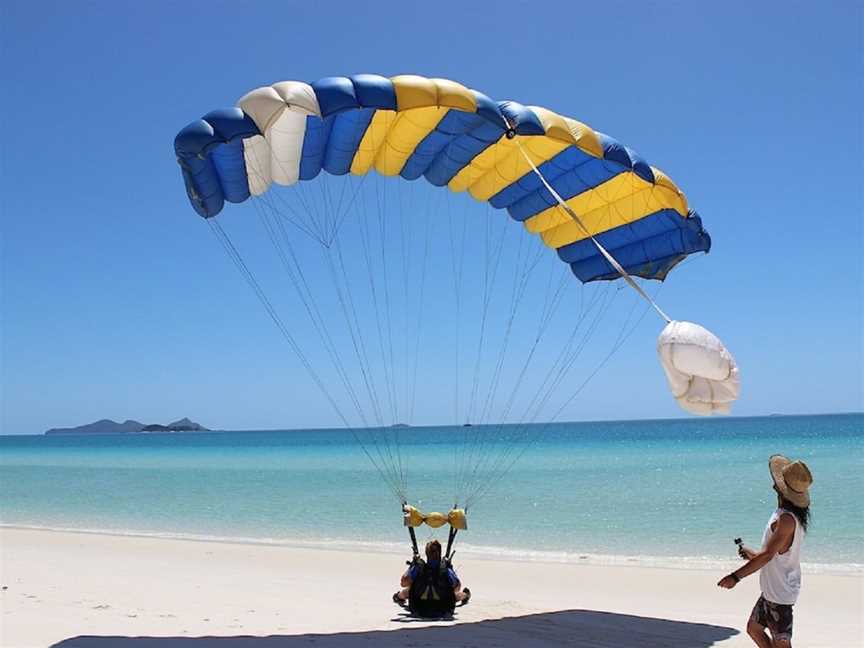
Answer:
[
  {"xmin": 242, "ymin": 135, "xmax": 273, "ymax": 196},
  {"xmin": 266, "ymin": 109, "xmax": 307, "ymax": 186}
]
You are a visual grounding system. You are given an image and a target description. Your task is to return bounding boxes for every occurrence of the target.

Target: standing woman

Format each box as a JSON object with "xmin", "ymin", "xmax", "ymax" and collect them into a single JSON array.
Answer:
[{"xmin": 717, "ymin": 455, "xmax": 813, "ymax": 648}]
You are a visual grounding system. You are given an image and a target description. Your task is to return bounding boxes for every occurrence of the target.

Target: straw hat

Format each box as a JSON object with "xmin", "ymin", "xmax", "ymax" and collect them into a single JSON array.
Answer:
[{"xmin": 769, "ymin": 454, "xmax": 813, "ymax": 508}]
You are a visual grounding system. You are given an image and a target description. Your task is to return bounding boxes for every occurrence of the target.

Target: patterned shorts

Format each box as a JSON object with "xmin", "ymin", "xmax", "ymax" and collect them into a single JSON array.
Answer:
[{"xmin": 750, "ymin": 595, "xmax": 794, "ymax": 642}]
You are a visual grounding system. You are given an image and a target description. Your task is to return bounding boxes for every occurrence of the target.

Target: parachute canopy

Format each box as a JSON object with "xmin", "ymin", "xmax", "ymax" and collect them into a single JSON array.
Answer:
[
  {"xmin": 172, "ymin": 73, "xmax": 734, "ymax": 515},
  {"xmin": 174, "ymin": 74, "xmax": 711, "ymax": 283}
]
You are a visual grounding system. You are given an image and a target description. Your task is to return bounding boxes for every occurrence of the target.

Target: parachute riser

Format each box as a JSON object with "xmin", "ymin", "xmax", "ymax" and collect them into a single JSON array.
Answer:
[
  {"xmin": 445, "ymin": 525, "xmax": 458, "ymax": 562},
  {"xmin": 407, "ymin": 525, "xmax": 420, "ymax": 563}
]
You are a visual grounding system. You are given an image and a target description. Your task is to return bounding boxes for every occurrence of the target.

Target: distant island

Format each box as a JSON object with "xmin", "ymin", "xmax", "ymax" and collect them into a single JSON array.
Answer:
[{"xmin": 45, "ymin": 417, "xmax": 210, "ymax": 435}]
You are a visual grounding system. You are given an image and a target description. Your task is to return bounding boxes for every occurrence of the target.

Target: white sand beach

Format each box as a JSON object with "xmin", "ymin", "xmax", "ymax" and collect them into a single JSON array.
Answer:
[{"xmin": 1, "ymin": 527, "xmax": 861, "ymax": 648}]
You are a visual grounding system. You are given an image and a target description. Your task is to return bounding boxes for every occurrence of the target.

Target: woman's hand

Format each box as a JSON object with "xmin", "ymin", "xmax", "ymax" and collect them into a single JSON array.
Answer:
[{"xmin": 717, "ymin": 574, "xmax": 738, "ymax": 589}]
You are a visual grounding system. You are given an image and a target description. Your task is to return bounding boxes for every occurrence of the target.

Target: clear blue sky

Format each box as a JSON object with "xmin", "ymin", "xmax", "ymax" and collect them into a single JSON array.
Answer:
[{"xmin": 2, "ymin": 1, "xmax": 861, "ymax": 435}]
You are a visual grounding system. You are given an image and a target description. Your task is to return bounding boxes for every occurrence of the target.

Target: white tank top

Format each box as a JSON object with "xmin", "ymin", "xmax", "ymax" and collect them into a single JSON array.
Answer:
[{"xmin": 759, "ymin": 508, "xmax": 804, "ymax": 605}]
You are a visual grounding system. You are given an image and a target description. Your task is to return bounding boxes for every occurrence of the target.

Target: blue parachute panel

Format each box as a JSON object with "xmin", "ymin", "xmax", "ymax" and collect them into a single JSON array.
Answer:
[
  {"xmin": 300, "ymin": 115, "xmax": 336, "ymax": 181},
  {"xmin": 210, "ymin": 140, "xmax": 250, "ymax": 204},
  {"xmin": 563, "ymin": 211, "xmax": 711, "ymax": 281},
  {"xmin": 323, "ymin": 108, "xmax": 376, "ymax": 176}
]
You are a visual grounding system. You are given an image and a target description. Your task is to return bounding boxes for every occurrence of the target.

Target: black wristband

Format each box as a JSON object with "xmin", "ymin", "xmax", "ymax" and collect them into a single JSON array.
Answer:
[{"xmin": 730, "ymin": 572, "xmax": 740, "ymax": 583}]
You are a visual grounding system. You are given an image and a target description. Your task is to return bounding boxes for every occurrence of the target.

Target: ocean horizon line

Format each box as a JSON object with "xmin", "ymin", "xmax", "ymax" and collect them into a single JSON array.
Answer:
[{"xmin": 8, "ymin": 410, "xmax": 862, "ymax": 437}]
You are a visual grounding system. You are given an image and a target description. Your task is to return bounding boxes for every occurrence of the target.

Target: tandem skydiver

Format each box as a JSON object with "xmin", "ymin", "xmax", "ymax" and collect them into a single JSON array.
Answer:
[{"xmin": 393, "ymin": 539, "xmax": 471, "ymax": 617}]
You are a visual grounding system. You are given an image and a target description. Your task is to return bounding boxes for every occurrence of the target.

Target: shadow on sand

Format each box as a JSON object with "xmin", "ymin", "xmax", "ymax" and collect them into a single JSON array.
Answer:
[{"xmin": 52, "ymin": 608, "xmax": 739, "ymax": 647}]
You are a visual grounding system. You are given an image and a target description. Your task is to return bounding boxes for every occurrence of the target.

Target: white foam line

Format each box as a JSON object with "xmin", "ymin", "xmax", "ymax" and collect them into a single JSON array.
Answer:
[{"xmin": 2, "ymin": 523, "xmax": 861, "ymax": 575}]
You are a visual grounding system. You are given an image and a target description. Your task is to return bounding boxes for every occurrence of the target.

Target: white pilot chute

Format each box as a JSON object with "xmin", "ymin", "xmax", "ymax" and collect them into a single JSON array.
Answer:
[{"xmin": 657, "ymin": 321, "xmax": 740, "ymax": 415}]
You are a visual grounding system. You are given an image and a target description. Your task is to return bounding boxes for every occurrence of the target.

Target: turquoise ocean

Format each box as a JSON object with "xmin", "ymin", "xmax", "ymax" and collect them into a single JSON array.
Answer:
[{"xmin": 1, "ymin": 414, "xmax": 861, "ymax": 572}]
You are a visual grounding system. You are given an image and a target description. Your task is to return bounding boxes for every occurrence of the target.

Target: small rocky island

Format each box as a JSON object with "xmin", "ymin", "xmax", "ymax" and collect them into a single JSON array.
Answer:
[{"xmin": 45, "ymin": 417, "xmax": 210, "ymax": 435}]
